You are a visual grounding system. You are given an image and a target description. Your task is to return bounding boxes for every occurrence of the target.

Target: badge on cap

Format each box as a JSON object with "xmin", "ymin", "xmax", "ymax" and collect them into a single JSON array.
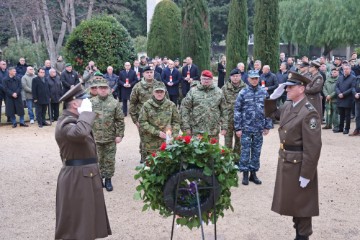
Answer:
[{"xmin": 309, "ymin": 118, "xmax": 317, "ymax": 129}]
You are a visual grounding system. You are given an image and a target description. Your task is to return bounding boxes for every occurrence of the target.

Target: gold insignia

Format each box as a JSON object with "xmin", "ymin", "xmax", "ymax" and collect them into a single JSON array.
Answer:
[{"xmin": 309, "ymin": 117, "xmax": 317, "ymax": 129}]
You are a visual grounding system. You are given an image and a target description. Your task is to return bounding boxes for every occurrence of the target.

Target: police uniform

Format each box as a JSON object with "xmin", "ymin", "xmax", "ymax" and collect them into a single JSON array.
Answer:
[
  {"xmin": 265, "ymin": 72, "xmax": 322, "ymax": 240},
  {"xmin": 55, "ymin": 83, "xmax": 111, "ymax": 239}
]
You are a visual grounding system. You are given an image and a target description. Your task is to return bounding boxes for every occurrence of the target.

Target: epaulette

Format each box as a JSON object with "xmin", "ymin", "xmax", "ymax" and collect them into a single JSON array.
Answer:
[{"xmin": 305, "ymin": 102, "xmax": 315, "ymax": 111}]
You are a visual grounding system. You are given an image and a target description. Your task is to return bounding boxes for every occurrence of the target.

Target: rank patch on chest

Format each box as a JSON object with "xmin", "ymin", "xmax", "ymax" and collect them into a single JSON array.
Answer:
[{"xmin": 309, "ymin": 118, "xmax": 317, "ymax": 129}]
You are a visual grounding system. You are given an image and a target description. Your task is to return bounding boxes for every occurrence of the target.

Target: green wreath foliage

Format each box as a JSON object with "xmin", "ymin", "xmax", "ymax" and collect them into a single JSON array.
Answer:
[{"xmin": 134, "ymin": 134, "xmax": 239, "ymax": 229}]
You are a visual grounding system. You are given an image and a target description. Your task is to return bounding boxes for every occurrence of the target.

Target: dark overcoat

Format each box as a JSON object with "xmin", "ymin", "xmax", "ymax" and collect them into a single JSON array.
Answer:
[
  {"xmin": 336, "ymin": 74, "xmax": 356, "ymax": 108},
  {"xmin": 55, "ymin": 110, "xmax": 111, "ymax": 239},
  {"xmin": 47, "ymin": 75, "xmax": 63, "ymax": 103},
  {"xmin": 181, "ymin": 64, "xmax": 200, "ymax": 96},
  {"xmin": 3, "ymin": 76, "xmax": 24, "ymax": 116},
  {"xmin": 118, "ymin": 69, "xmax": 137, "ymax": 100},
  {"xmin": 271, "ymin": 98, "xmax": 322, "ymax": 217},
  {"xmin": 32, "ymin": 76, "xmax": 50, "ymax": 105},
  {"xmin": 161, "ymin": 67, "xmax": 181, "ymax": 96},
  {"xmin": 305, "ymin": 71, "xmax": 324, "ymax": 117}
]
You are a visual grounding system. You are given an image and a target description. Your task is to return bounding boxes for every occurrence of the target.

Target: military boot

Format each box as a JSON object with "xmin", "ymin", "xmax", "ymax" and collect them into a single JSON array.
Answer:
[
  {"xmin": 295, "ymin": 235, "xmax": 309, "ymax": 240},
  {"xmin": 242, "ymin": 171, "xmax": 249, "ymax": 185},
  {"xmin": 249, "ymin": 171, "xmax": 262, "ymax": 184},
  {"xmin": 105, "ymin": 178, "xmax": 113, "ymax": 192}
]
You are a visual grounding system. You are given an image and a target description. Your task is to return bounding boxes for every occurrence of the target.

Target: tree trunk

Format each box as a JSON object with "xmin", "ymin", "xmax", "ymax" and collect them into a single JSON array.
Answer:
[
  {"xmin": 39, "ymin": 0, "xmax": 57, "ymax": 64},
  {"xmin": 87, "ymin": 0, "xmax": 95, "ymax": 20},
  {"xmin": 322, "ymin": 44, "xmax": 333, "ymax": 57},
  {"xmin": 9, "ymin": 6, "xmax": 20, "ymax": 41},
  {"xmin": 69, "ymin": 0, "xmax": 76, "ymax": 32},
  {"xmin": 56, "ymin": 0, "xmax": 70, "ymax": 53}
]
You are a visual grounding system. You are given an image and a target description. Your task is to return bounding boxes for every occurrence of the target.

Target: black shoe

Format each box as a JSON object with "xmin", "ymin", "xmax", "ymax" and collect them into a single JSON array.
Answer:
[
  {"xmin": 140, "ymin": 158, "xmax": 144, "ymax": 164},
  {"xmin": 242, "ymin": 171, "xmax": 249, "ymax": 185},
  {"xmin": 20, "ymin": 123, "xmax": 29, "ymax": 127},
  {"xmin": 38, "ymin": 125, "xmax": 43, "ymax": 128},
  {"xmin": 333, "ymin": 129, "xmax": 343, "ymax": 133},
  {"xmin": 343, "ymin": 129, "xmax": 349, "ymax": 134},
  {"xmin": 322, "ymin": 125, "xmax": 331, "ymax": 129},
  {"xmin": 42, "ymin": 122, "xmax": 50, "ymax": 126},
  {"xmin": 295, "ymin": 235, "xmax": 309, "ymax": 240},
  {"xmin": 12, "ymin": 124, "xmax": 17, "ymax": 128},
  {"xmin": 105, "ymin": 178, "xmax": 113, "ymax": 192},
  {"xmin": 249, "ymin": 171, "xmax": 262, "ymax": 184}
]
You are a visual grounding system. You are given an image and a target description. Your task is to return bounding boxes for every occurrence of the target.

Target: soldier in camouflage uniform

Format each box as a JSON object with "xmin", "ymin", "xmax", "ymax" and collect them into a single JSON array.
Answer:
[
  {"xmin": 181, "ymin": 70, "xmax": 228, "ymax": 139},
  {"xmin": 129, "ymin": 66, "xmax": 168, "ymax": 163},
  {"xmin": 234, "ymin": 70, "xmax": 272, "ymax": 186},
  {"xmin": 221, "ymin": 69, "xmax": 246, "ymax": 154},
  {"xmin": 86, "ymin": 77, "xmax": 98, "ymax": 98},
  {"xmin": 91, "ymin": 74, "xmax": 125, "ymax": 191},
  {"xmin": 139, "ymin": 86, "xmax": 181, "ymax": 156}
]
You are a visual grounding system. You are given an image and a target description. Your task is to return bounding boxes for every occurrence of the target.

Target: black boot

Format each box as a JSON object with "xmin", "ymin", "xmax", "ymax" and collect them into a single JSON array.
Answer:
[
  {"xmin": 105, "ymin": 178, "xmax": 113, "ymax": 192},
  {"xmin": 295, "ymin": 235, "xmax": 309, "ymax": 240},
  {"xmin": 242, "ymin": 171, "xmax": 249, "ymax": 185},
  {"xmin": 249, "ymin": 171, "xmax": 262, "ymax": 184}
]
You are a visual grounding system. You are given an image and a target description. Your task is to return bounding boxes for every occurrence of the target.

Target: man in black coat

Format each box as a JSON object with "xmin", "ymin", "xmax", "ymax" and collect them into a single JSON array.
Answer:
[
  {"xmin": 161, "ymin": 60, "xmax": 181, "ymax": 106},
  {"xmin": 181, "ymin": 56, "xmax": 200, "ymax": 96},
  {"xmin": 335, "ymin": 64, "xmax": 356, "ymax": 134},
  {"xmin": 118, "ymin": 62, "xmax": 137, "ymax": 116},
  {"xmin": 0, "ymin": 61, "xmax": 9, "ymax": 123},
  {"xmin": 60, "ymin": 63, "xmax": 80, "ymax": 95},
  {"xmin": 32, "ymin": 68, "xmax": 51, "ymax": 128},
  {"xmin": 47, "ymin": 68, "xmax": 63, "ymax": 121},
  {"xmin": 276, "ymin": 62, "xmax": 289, "ymax": 105},
  {"xmin": 132, "ymin": 59, "xmax": 143, "ymax": 81},
  {"xmin": 15, "ymin": 58, "xmax": 28, "ymax": 79},
  {"xmin": 260, "ymin": 65, "xmax": 278, "ymax": 96},
  {"xmin": 3, "ymin": 67, "xmax": 28, "ymax": 128}
]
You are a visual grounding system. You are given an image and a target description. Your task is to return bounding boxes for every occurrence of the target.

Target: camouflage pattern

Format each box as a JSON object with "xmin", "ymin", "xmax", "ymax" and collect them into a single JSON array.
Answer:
[
  {"xmin": 139, "ymin": 97, "xmax": 181, "ymax": 155},
  {"xmin": 97, "ymin": 142, "xmax": 116, "ymax": 178},
  {"xmin": 129, "ymin": 78, "xmax": 168, "ymax": 160},
  {"xmin": 239, "ymin": 132, "xmax": 263, "ymax": 172},
  {"xmin": 181, "ymin": 84, "xmax": 228, "ymax": 136},
  {"xmin": 323, "ymin": 76, "xmax": 339, "ymax": 128},
  {"xmin": 221, "ymin": 80, "xmax": 246, "ymax": 154},
  {"xmin": 234, "ymin": 85, "xmax": 273, "ymax": 133}
]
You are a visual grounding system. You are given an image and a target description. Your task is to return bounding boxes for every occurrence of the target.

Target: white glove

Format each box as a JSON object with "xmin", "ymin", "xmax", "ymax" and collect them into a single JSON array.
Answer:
[
  {"xmin": 270, "ymin": 83, "xmax": 286, "ymax": 99},
  {"xmin": 77, "ymin": 98, "xmax": 92, "ymax": 114},
  {"xmin": 299, "ymin": 176, "xmax": 310, "ymax": 188}
]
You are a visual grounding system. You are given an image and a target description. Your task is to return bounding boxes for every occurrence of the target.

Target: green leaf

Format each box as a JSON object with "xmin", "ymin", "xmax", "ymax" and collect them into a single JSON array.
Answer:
[
  {"xmin": 133, "ymin": 192, "xmax": 141, "ymax": 200},
  {"xmin": 203, "ymin": 166, "xmax": 212, "ymax": 176},
  {"xmin": 142, "ymin": 204, "xmax": 149, "ymax": 211}
]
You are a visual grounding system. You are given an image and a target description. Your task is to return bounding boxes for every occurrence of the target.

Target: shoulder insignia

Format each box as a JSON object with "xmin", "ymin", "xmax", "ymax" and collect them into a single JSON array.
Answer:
[
  {"xmin": 309, "ymin": 117, "xmax": 317, "ymax": 129},
  {"xmin": 305, "ymin": 102, "xmax": 314, "ymax": 111},
  {"xmin": 316, "ymin": 79, "xmax": 321, "ymax": 84}
]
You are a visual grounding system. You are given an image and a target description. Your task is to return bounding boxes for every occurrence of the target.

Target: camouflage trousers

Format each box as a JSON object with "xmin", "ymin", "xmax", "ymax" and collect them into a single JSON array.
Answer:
[
  {"xmin": 239, "ymin": 132, "xmax": 263, "ymax": 172},
  {"xmin": 138, "ymin": 128, "xmax": 146, "ymax": 162},
  {"xmin": 96, "ymin": 141, "xmax": 117, "ymax": 178},
  {"xmin": 325, "ymin": 101, "xmax": 339, "ymax": 128},
  {"xmin": 224, "ymin": 122, "xmax": 241, "ymax": 155}
]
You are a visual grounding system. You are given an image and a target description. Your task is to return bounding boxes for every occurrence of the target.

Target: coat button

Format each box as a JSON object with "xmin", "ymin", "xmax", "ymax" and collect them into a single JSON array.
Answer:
[
  {"xmin": 283, "ymin": 159, "xmax": 285, "ymax": 162},
  {"xmin": 284, "ymin": 130, "xmax": 287, "ymax": 133},
  {"xmin": 283, "ymin": 140, "xmax": 285, "ymax": 143},
  {"xmin": 293, "ymin": 160, "xmax": 297, "ymax": 163},
  {"xmin": 90, "ymin": 173, "xmax": 93, "ymax": 177}
]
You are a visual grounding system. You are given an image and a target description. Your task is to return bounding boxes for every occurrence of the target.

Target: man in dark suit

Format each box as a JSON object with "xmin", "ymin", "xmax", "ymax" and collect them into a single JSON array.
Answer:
[
  {"xmin": 181, "ymin": 57, "xmax": 200, "ymax": 96},
  {"xmin": 32, "ymin": 68, "xmax": 51, "ymax": 128},
  {"xmin": 148, "ymin": 62, "xmax": 162, "ymax": 81},
  {"xmin": 152, "ymin": 59, "xmax": 163, "ymax": 75},
  {"xmin": 161, "ymin": 60, "xmax": 181, "ymax": 105},
  {"xmin": 132, "ymin": 59, "xmax": 143, "ymax": 81},
  {"xmin": 118, "ymin": 62, "xmax": 137, "ymax": 116}
]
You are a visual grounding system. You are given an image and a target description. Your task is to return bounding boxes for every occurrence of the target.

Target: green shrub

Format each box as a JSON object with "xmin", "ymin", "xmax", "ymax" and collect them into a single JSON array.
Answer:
[
  {"xmin": 133, "ymin": 36, "xmax": 148, "ymax": 54},
  {"xmin": 64, "ymin": 15, "xmax": 136, "ymax": 73}
]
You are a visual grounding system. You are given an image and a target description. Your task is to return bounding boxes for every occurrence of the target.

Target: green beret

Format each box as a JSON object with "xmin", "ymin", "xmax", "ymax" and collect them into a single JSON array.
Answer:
[{"xmin": 65, "ymin": 63, "xmax": 72, "ymax": 67}]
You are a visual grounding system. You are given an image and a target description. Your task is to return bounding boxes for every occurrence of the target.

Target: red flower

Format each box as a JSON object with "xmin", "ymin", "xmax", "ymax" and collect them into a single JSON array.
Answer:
[
  {"xmin": 210, "ymin": 138, "xmax": 218, "ymax": 144},
  {"xmin": 151, "ymin": 152, "xmax": 157, "ymax": 157},
  {"xmin": 160, "ymin": 142, "xmax": 167, "ymax": 151},
  {"xmin": 175, "ymin": 136, "xmax": 183, "ymax": 141},
  {"xmin": 221, "ymin": 149, "xmax": 225, "ymax": 154},
  {"xmin": 183, "ymin": 135, "xmax": 192, "ymax": 144}
]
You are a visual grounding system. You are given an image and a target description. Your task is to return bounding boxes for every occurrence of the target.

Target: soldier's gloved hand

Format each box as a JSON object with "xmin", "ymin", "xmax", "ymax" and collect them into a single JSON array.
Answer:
[
  {"xmin": 270, "ymin": 83, "xmax": 286, "ymax": 99},
  {"xmin": 77, "ymin": 98, "xmax": 92, "ymax": 114},
  {"xmin": 299, "ymin": 176, "xmax": 310, "ymax": 188}
]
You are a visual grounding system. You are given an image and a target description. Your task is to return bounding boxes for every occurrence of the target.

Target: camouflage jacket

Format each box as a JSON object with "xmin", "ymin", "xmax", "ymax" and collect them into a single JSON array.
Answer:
[
  {"xmin": 139, "ymin": 97, "xmax": 180, "ymax": 137},
  {"xmin": 91, "ymin": 94, "xmax": 125, "ymax": 143},
  {"xmin": 234, "ymin": 85, "xmax": 272, "ymax": 133},
  {"xmin": 221, "ymin": 80, "xmax": 246, "ymax": 124},
  {"xmin": 181, "ymin": 84, "xmax": 228, "ymax": 135},
  {"xmin": 129, "ymin": 79, "xmax": 168, "ymax": 124}
]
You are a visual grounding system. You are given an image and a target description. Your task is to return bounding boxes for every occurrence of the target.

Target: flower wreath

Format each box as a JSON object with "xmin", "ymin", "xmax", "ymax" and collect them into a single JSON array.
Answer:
[{"xmin": 134, "ymin": 134, "xmax": 239, "ymax": 229}]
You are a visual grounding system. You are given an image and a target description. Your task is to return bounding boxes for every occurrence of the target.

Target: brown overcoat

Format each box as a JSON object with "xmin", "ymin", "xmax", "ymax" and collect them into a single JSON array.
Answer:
[
  {"xmin": 271, "ymin": 98, "xmax": 322, "ymax": 217},
  {"xmin": 55, "ymin": 110, "xmax": 111, "ymax": 239},
  {"xmin": 305, "ymin": 71, "xmax": 323, "ymax": 118}
]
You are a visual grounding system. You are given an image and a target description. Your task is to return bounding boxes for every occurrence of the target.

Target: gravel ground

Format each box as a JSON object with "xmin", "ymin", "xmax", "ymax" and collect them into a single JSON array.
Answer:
[{"xmin": 0, "ymin": 116, "xmax": 359, "ymax": 240}]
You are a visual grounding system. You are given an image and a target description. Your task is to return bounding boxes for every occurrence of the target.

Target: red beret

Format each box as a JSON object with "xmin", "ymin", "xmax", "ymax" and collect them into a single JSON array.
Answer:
[{"xmin": 201, "ymin": 70, "xmax": 213, "ymax": 79}]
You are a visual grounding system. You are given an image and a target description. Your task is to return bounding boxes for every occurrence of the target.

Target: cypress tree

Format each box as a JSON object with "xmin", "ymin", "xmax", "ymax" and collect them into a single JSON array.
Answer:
[
  {"xmin": 147, "ymin": 0, "xmax": 181, "ymax": 59},
  {"xmin": 253, "ymin": 0, "xmax": 279, "ymax": 72},
  {"xmin": 226, "ymin": 0, "xmax": 248, "ymax": 74},
  {"xmin": 181, "ymin": 0, "xmax": 211, "ymax": 71}
]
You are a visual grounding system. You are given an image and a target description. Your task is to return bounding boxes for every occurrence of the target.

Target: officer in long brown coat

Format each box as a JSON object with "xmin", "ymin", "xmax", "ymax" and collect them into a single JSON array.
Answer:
[
  {"xmin": 55, "ymin": 83, "xmax": 111, "ymax": 239},
  {"xmin": 265, "ymin": 71, "xmax": 322, "ymax": 240},
  {"xmin": 305, "ymin": 61, "xmax": 324, "ymax": 118}
]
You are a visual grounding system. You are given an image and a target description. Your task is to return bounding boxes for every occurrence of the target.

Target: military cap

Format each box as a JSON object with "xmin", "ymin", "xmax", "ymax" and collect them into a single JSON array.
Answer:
[
  {"xmin": 334, "ymin": 57, "xmax": 342, "ymax": 61},
  {"xmin": 201, "ymin": 70, "xmax": 213, "ymax": 79},
  {"xmin": 65, "ymin": 63, "xmax": 72, "ymax": 67},
  {"xmin": 153, "ymin": 86, "xmax": 166, "ymax": 92},
  {"xmin": 342, "ymin": 60, "xmax": 349, "ymax": 64},
  {"xmin": 59, "ymin": 83, "xmax": 89, "ymax": 102},
  {"xmin": 299, "ymin": 62, "xmax": 310, "ymax": 68},
  {"xmin": 248, "ymin": 70, "xmax": 260, "ymax": 78},
  {"xmin": 310, "ymin": 61, "xmax": 321, "ymax": 68},
  {"xmin": 174, "ymin": 58, "xmax": 180, "ymax": 62},
  {"xmin": 230, "ymin": 69, "xmax": 240, "ymax": 76},
  {"xmin": 92, "ymin": 72, "xmax": 108, "ymax": 87},
  {"xmin": 88, "ymin": 78, "xmax": 97, "ymax": 88},
  {"xmin": 331, "ymin": 67, "xmax": 339, "ymax": 71},
  {"xmin": 143, "ymin": 66, "xmax": 154, "ymax": 72},
  {"xmin": 284, "ymin": 71, "xmax": 311, "ymax": 86}
]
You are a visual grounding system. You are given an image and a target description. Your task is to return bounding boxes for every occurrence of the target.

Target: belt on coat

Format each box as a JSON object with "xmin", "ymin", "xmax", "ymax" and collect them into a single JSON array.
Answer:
[
  {"xmin": 280, "ymin": 143, "xmax": 303, "ymax": 151},
  {"xmin": 65, "ymin": 158, "xmax": 97, "ymax": 166}
]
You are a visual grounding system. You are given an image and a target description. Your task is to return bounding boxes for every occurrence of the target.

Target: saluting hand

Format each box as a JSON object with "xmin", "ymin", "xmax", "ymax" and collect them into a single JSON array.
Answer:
[{"xmin": 115, "ymin": 137, "xmax": 122, "ymax": 144}]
